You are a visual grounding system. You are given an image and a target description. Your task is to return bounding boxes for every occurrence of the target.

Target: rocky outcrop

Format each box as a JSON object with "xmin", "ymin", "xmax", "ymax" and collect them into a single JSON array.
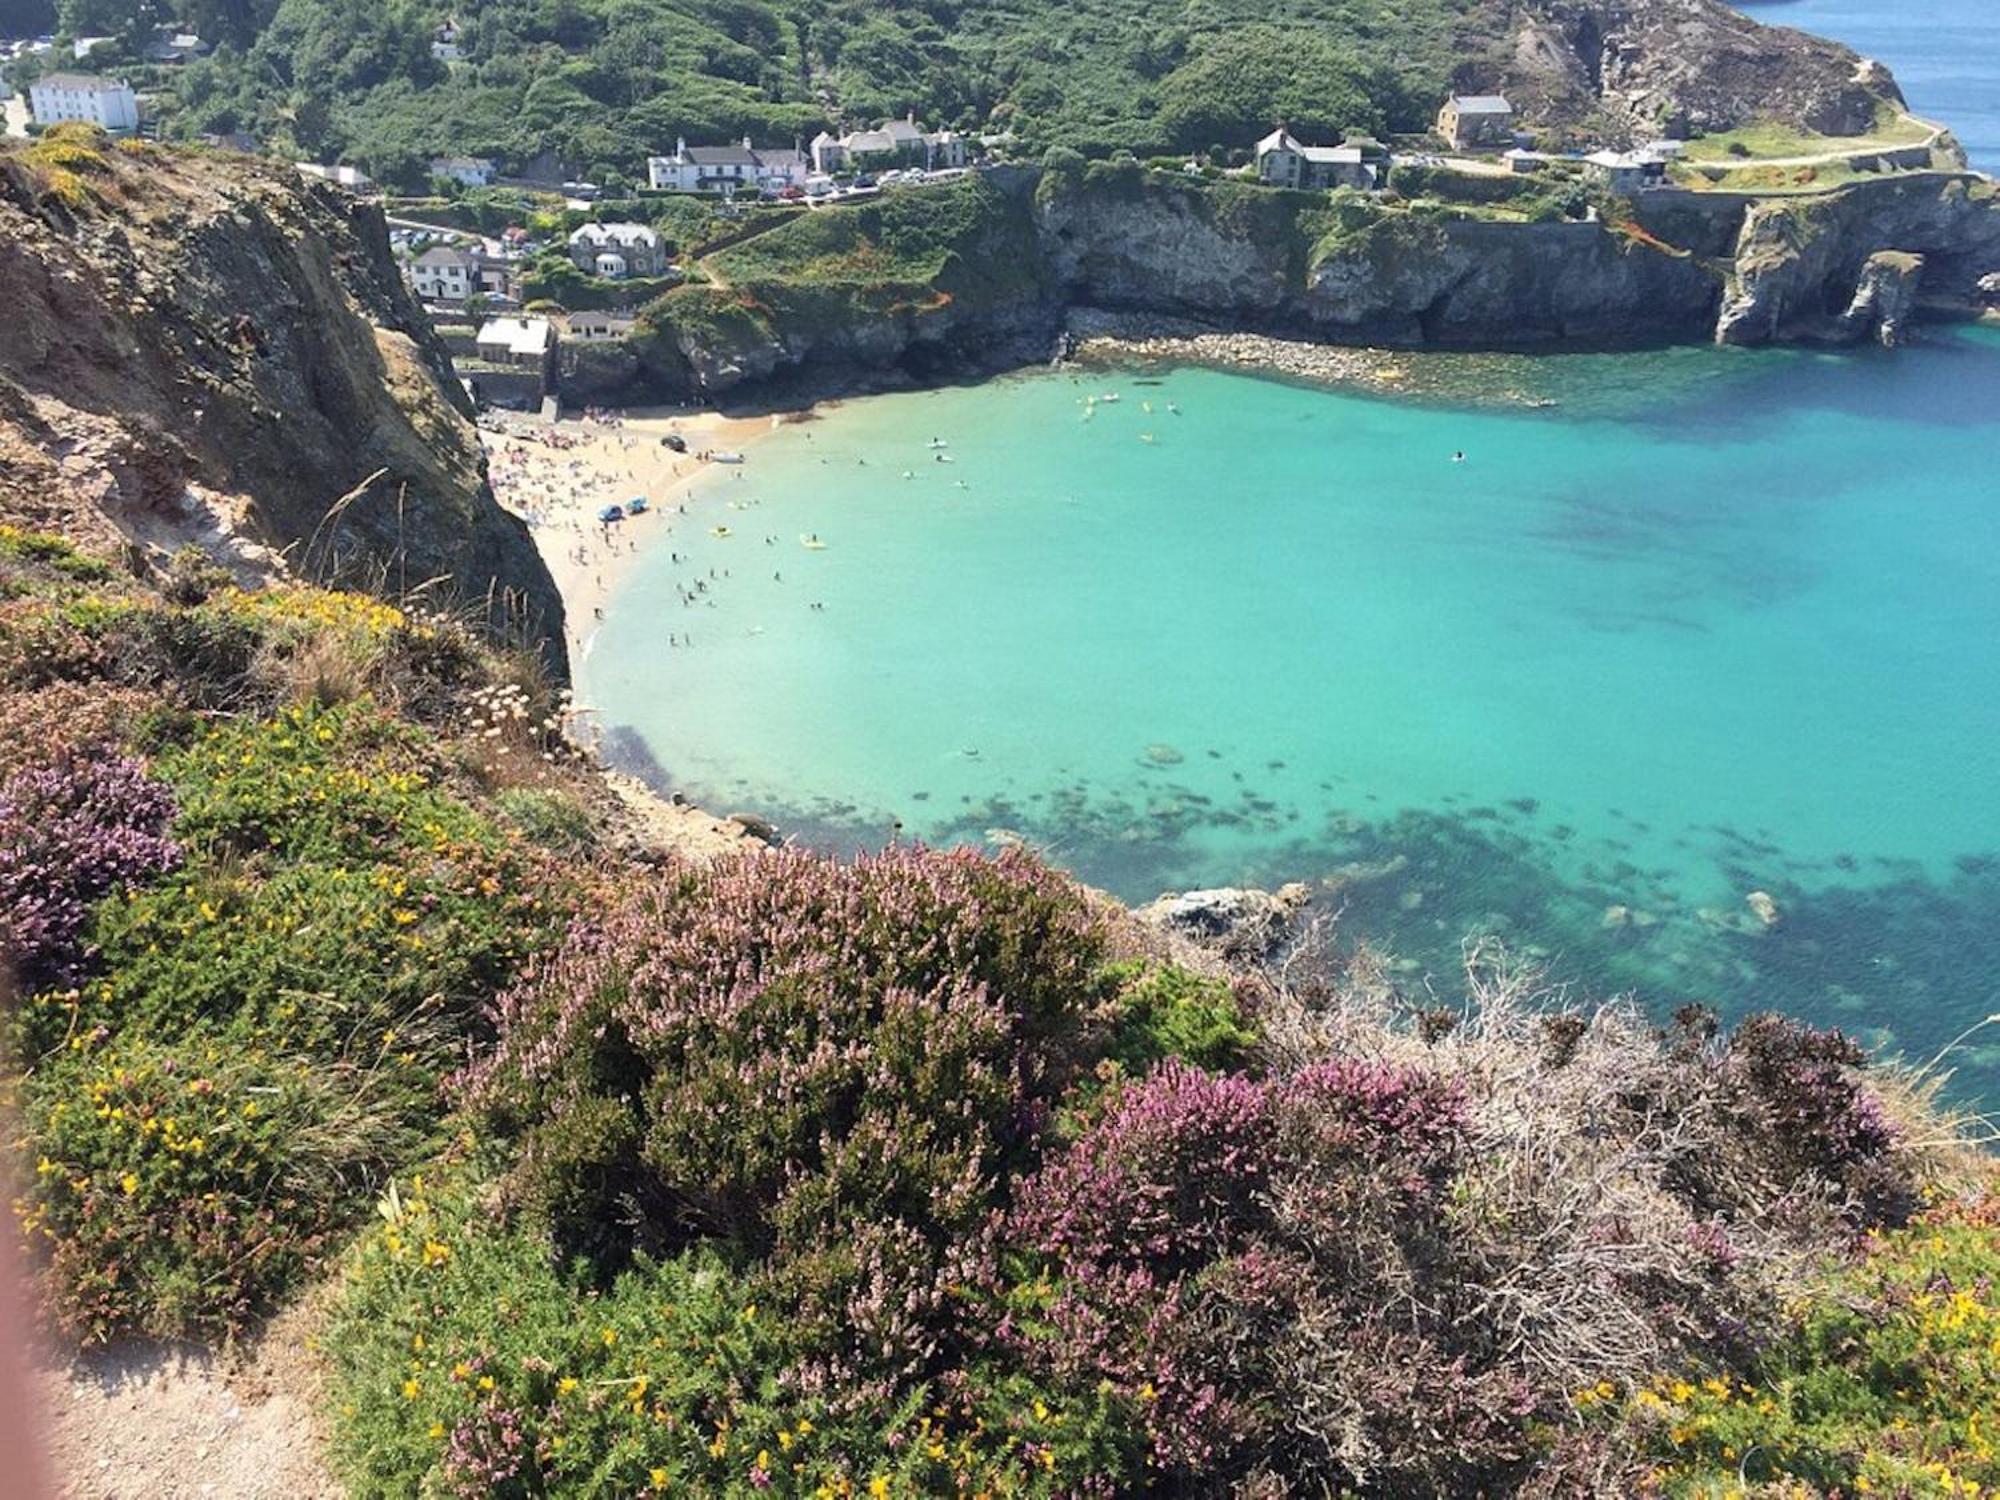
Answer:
[
  {"xmin": 1716, "ymin": 175, "xmax": 2000, "ymax": 345},
  {"xmin": 0, "ymin": 138, "xmax": 565, "ymax": 671},
  {"xmin": 1133, "ymin": 883, "xmax": 1314, "ymax": 964},
  {"xmin": 1840, "ymin": 250, "xmax": 1925, "ymax": 346},
  {"xmin": 1482, "ymin": 0, "xmax": 1904, "ymax": 145}
]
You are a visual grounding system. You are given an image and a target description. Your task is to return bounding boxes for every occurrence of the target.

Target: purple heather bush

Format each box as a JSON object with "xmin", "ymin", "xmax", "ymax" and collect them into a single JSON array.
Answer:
[
  {"xmin": 462, "ymin": 844, "xmax": 1107, "ymax": 1391},
  {"xmin": 1005, "ymin": 1055, "xmax": 1487, "ymax": 1486},
  {"xmin": 0, "ymin": 751, "xmax": 181, "ymax": 993}
]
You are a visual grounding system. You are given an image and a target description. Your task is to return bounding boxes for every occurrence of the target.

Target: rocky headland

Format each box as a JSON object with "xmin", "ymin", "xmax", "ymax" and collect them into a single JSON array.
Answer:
[{"xmin": 0, "ymin": 135, "xmax": 564, "ymax": 669}]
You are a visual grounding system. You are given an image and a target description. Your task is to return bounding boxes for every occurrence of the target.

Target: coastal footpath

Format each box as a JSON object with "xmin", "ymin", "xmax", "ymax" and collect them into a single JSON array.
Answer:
[{"xmin": 611, "ymin": 163, "xmax": 2000, "ymax": 404}]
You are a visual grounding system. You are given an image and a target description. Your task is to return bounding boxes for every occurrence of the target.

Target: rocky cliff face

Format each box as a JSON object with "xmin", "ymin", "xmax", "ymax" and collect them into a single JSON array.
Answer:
[
  {"xmin": 1716, "ymin": 175, "xmax": 2000, "ymax": 345},
  {"xmin": 0, "ymin": 137, "xmax": 565, "ymax": 670},
  {"xmin": 1483, "ymin": 0, "xmax": 1903, "ymax": 144}
]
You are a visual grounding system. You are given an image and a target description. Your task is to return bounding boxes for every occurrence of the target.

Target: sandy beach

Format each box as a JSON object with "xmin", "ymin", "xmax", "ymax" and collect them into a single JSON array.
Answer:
[{"xmin": 481, "ymin": 404, "xmax": 792, "ymax": 658}]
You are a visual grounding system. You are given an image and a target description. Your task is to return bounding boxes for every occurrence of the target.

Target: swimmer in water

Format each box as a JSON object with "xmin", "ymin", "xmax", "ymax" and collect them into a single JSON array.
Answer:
[{"xmin": 1452, "ymin": 451, "xmax": 1467, "ymax": 463}]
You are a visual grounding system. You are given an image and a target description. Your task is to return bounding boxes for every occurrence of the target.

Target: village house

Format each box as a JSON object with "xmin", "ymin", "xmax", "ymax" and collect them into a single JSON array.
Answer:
[
  {"xmin": 475, "ymin": 315, "xmax": 553, "ymax": 370},
  {"xmin": 1436, "ymin": 94, "xmax": 1515, "ymax": 151},
  {"xmin": 567, "ymin": 222, "xmax": 665, "ymax": 279},
  {"xmin": 296, "ymin": 161, "xmax": 374, "ymax": 192},
  {"xmin": 809, "ymin": 116, "xmax": 967, "ymax": 175},
  {"xmin": 564, "ymin": 310, "xmax": 638, "ymax": 342},
  {"xmin": 142, "ymin": 32, "xmax": 210, "ymax": 64},
  {"xmin": 647, "ymin": 138, "xmax": 808, "ymax": 197},
  {"xmin": 28, "ymin": 73, "xmax": 138, "ymax": 132},
  {"xmin": 432, "ymin": 18, "xmax": 464, "ymax": 64},
  {"xmin": 1583, "ymin": 149, "xmax": 1669, "ymax": 194},
  {"xmin": 409, "ymin": 245, "xmax": 481, "ymax": 302},
  {"xmin": 430, "ymin": 155, "xmax": 496, "ymax": 188},
  {"xmin": 1254, "ymin": 127, "xmax": 1389, "ymax": 191}
]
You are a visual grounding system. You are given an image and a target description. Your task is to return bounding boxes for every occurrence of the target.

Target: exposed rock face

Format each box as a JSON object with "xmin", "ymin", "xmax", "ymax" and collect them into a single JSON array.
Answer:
[
  {"xmin": 1716, "ymin": 176, "xmax": 2000, "ymax": 345},
  {"xmin": 1133, "ymin": 883, "xmax": 1313, "ymax": 963},
  {"xmin": 0, "ymin": 140, "xmax": 565, "ymax": 671},
  {"xmin": 1486, "ymin": 0, "xmax": 1902, "ymax": 144},
  {"xmin": 1841, "ymin": 250, "xmax": 1925, "ymax": 346}
]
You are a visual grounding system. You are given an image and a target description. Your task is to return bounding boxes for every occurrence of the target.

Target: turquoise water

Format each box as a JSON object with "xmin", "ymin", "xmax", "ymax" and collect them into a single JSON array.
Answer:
[{"xmin": 585, "ymin": 332, "xmax": 2000, "ymax": 1092}]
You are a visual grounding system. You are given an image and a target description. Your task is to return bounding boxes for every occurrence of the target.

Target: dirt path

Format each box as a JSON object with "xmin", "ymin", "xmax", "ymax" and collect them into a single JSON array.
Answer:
[{"xmin": 33, "ymin": 1301, "xmax": 341, "ymax": 1500}]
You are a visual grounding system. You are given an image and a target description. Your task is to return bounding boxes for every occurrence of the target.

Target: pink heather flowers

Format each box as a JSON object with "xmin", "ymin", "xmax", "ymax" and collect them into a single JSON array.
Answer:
[{"xmin": 0, "ymin": 751, "xmax": 181, "ymax": 990}]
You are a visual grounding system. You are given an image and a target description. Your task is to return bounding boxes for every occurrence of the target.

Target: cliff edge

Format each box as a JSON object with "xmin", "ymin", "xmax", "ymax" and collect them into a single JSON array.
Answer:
[{"xmin": 0, "ymin": 131, "xmax": 565, "ymax": 671}]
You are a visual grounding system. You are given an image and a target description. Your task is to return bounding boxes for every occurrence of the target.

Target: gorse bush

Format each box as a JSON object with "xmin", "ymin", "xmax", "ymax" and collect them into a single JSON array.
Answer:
[
  {"xmin": 463, "ymin": 845, "xmax": 1108, "ymax": 1390},
  {"xmin": 21, "ymin": 1034, "xmax": 412, "ymax": 1342},
  {"xmin": 327, "ymin": 1173, "xmax": 1138, "ymax": 1499},
  {"xmin": 1617, "ymin": 1197, "xmax": 2000, "ymax": 1498},
  {"xmin": 9, "ymin": 691, "xmax": 572, "ymax": 1341}
]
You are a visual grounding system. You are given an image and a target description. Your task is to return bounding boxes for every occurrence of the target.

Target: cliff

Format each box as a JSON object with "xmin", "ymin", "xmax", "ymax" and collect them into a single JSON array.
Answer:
[
  {"xmin": 630, "ymin": 164, "xmax": 2000, "ymax": 401},
  {"xmin": 1485, "ymin": 0, "xmax": 1905, "ymax": 144},
  {"xmin": 0, "ymin": 132, "xmax": 565, "ymax": 671}
]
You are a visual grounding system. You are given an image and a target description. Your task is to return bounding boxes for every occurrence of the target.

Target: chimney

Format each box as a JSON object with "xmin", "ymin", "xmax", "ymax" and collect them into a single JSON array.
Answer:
[{"xmin": 676, "ymin": 135, "xmax": 686, "ymax": 158}]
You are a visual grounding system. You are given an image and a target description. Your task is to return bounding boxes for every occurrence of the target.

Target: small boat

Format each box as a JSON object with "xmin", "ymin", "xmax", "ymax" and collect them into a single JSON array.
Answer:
[
  {"xmin": 712, "ymin": 451, "xmax": 745, "ymax": 465},
  {"xmin": 596, "ymin": 504, "xmax": 625, "ymax": 523},
  {"xmin": 1099, "ymin": 392, "xmax": 1121, "ymax": 403},
  {"xmin": 710, "ymin": 525, "xmax": 733, "ymax": 538},
  {"xmin": 627, "ymin": 496, "xmax": 649, "ymax": 514},
  {"xmin": 799, "ymin": 534, "xmax": 827, "ymax": 550},
  {"xmin": 928, "ymin": 438, "xmax": 949, "ymax": 449},
  {"xmin": 934, "ymin": 453, "xmax": 955, "ymax": 463},
  {"xmin": 1139, "ymin": 433, "xmax": 1156, "ymax": 444}
]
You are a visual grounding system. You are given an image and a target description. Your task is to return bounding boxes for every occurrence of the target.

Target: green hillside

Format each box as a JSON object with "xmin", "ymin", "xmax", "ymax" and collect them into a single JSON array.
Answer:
[{"xmin": 8, "ymin": 0, "xmax": 1479, "ymax": 187}]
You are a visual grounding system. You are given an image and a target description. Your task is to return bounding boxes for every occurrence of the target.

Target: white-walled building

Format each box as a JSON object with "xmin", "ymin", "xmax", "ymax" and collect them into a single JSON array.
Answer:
[
  {"xmin": 28, "ymin": 73, "xmax": 139, "ymax": 132},
  {"xmin": 429, "ymin": 155, "xmax": 496, "ymax": 188},
  {"xmin": 647, "ymin": 137, "xmax": 809, "ymax": 197},
  {"xmin": 409, "ymin": 245, "xmax": 482, "ymax": 302},
  {"xmin": 809, "ymin": 116, "xmax": 966, "ymax": 175}
]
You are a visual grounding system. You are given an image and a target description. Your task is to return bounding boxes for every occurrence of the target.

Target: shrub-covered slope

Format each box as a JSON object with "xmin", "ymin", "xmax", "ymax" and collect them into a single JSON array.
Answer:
[
  {"xmin": 2, "ymin": 525, "xmax": 1993, "ymax": 1495},
  {"xmin": 5, "ymin": 0, "xmax": 1906, "ymax": 186}
]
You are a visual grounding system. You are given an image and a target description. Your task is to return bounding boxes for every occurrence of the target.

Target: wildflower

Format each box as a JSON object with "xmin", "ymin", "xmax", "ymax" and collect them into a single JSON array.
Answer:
[
  {"xmin": 650, "ymin": 1468, "xmax": 668, "ymax": 1491},
  {"xmin": 427, "ymin": 1421, "xmax": 445, "ymax": 1440},
  {"xmin": 401, "ymin": 1378, "xmax": 421, "ymax": 1400},
  {"xmin": 558, "ymin": 1376, "xmax": 578, "ymax": 1394},
  {"xmin": 422, "ymin": 1240, "xmax": 451, "ymax": 1267},
  {"xmin": 869, "ymin": 1479, "xmax": 890, "ymax": 1498},
  {"xmin": 120, "ymin": 1172, "xmax": 139, "ymax": 1195},
  {"xmin": 601, "ymin": 1326, "xmax": 618, "ymax": 1347}
]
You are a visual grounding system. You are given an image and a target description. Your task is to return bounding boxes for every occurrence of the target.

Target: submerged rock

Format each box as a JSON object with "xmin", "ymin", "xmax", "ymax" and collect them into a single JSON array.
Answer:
[{"xmin": 1746, "ymin": 889, "xmax": 1782, "ymax": 930}]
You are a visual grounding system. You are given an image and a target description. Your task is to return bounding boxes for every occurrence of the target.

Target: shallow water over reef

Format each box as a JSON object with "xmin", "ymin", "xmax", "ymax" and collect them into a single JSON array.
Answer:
[{"xmin": 585, "ymin": 331, "xmax": 2000, "ymax": 1098}]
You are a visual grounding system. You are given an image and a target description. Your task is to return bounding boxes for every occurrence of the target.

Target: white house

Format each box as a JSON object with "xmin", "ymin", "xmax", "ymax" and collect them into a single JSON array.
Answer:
[
  {"xmin": 431, "ymin": 17, "xmax": 464, "ymax": 63},
  {"xmin": 296, "ymin": 161, "xmax": 374, "ymax": 192},
  {"xmin": 1583, "ymin": 149, "xmax": 1668, "ymax": 194},
  {"xmin": 567, "ymin": 222, "xmax": 665, "ymax": 278},
  {"xmin": 408, "ymin": 244, "xmax": 482, "ymax": 302},
  {"xmin": 647, "ymin": 137, "xmax": 808, "ymax": 197},
  {"xmin": 809, "ymin": 116, "xmax": 967, "ymax": 175},
  {"xmin": 1253, "ymin": 127, "xmax": 1385, "ymax": 191},
  {"xmin": 429, "ymin": 155, "xmax": 496, "ymax": 188},
  {"xmin": 28, "ymin": 73, "xmax": 139, "ymax": 132},
  {"xmin": 475, "ymin": 316, "xmax": 553, "ymax": 369}
]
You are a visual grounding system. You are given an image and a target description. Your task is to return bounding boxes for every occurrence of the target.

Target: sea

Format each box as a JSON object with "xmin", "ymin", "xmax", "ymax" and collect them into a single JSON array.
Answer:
[{"xmin": 584, "ymin": 0, "xmax": 2000, "ymax": 1097}]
